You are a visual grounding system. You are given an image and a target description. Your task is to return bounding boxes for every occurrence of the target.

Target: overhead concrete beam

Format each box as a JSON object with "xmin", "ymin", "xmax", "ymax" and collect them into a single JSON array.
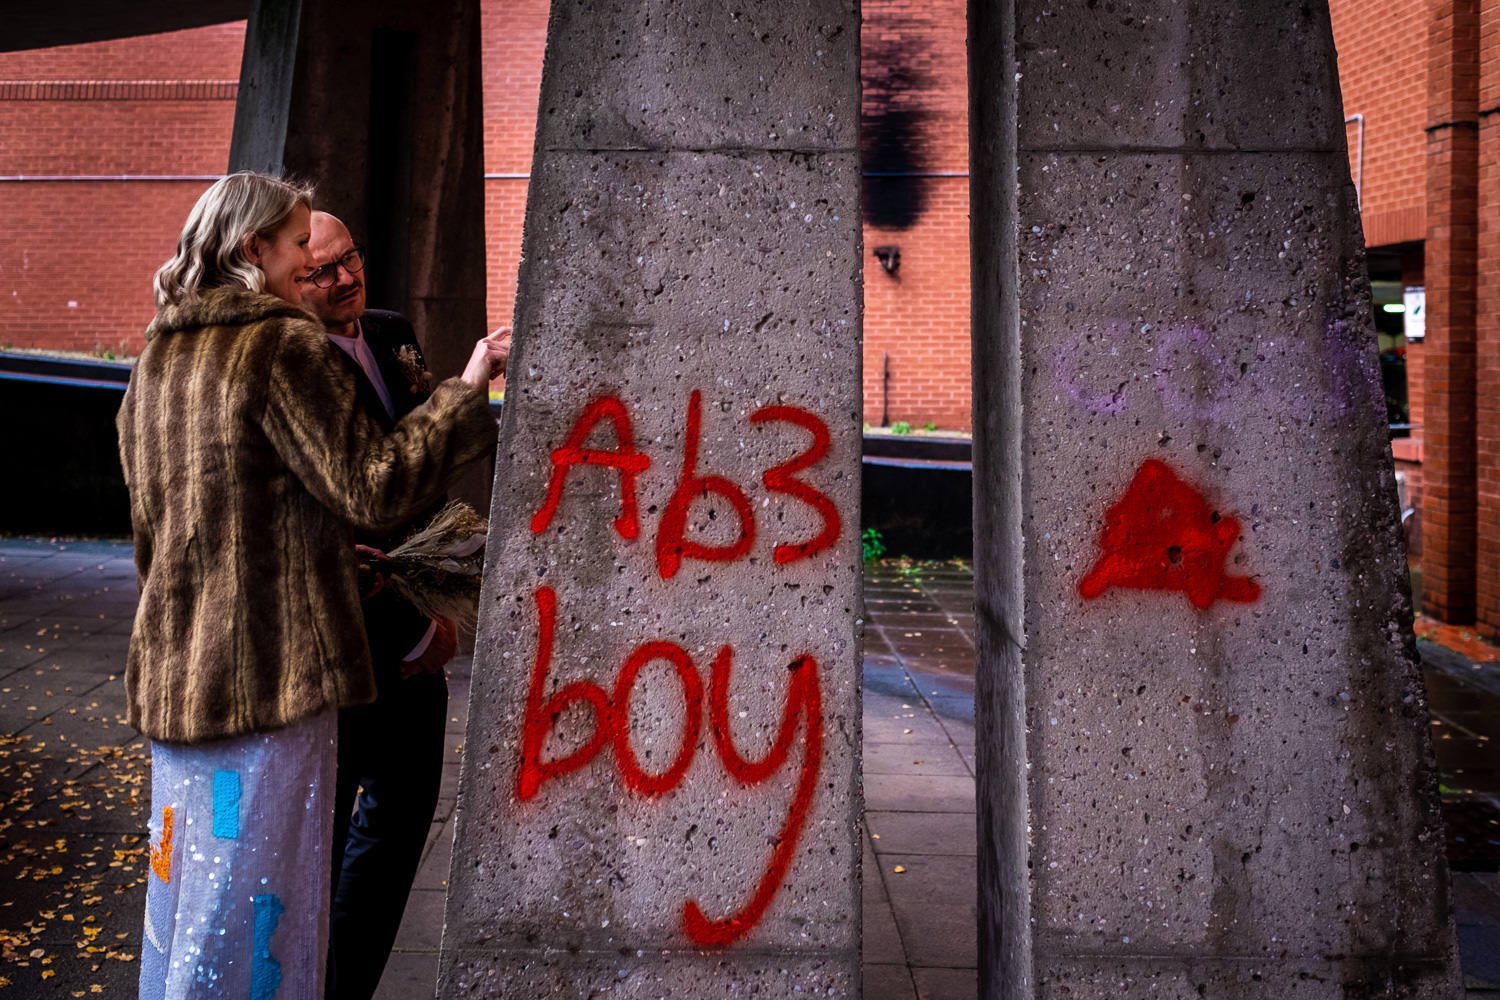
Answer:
[
  {"xmin": 3, "ymin": 0, "xmax": 249, "ymax": 53},
  {"xmin": 440, "ymin": 1, "xmax": 864, "ymax": 996},
  {"xmin": 969, "ymin": 1, "xmax": 1463, "ymax": 997}
]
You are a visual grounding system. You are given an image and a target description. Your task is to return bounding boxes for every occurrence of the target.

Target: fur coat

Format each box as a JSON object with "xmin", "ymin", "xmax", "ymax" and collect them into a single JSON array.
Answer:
[{"xmin": 117, "ymin": 288, "xmax": 496, "ymax": 744}]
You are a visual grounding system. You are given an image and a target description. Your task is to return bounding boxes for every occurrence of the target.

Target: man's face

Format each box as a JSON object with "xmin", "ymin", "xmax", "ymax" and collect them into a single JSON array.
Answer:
[{"xmin": 300, "ymin": 213, "xmax": 366, "ymax": 326}]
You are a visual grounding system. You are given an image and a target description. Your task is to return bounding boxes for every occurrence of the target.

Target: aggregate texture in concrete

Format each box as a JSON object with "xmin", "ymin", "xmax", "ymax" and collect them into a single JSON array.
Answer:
[
  {"xmin": 438, "ymin": 1, "xmax": 865, "ymax": 996},
  {"xmin": 969, "ymin": 1, "xmax": 1463, "ymax": 998}
]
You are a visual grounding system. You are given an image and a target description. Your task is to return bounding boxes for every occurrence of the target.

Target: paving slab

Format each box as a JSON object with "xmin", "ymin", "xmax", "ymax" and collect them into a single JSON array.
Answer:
[
  {"xmin": 865, "ymin": 962, "xmax": 919, "ymax": 1000},
  {"xmin": 867, "ymin": 811, "xmax": 977, "ymax": 857}
]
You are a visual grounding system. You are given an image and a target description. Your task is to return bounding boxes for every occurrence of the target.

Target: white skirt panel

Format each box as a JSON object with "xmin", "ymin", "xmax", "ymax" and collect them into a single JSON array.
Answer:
[{"xmin": 138, "ymin": 711, "xmax": 337, "ymax": 1000}]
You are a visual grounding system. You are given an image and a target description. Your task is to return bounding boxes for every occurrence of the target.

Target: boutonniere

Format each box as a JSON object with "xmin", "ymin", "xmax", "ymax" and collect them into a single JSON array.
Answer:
[{"xmin": 395, "ymin": 344, "xmax": 433, "ymax": 395}]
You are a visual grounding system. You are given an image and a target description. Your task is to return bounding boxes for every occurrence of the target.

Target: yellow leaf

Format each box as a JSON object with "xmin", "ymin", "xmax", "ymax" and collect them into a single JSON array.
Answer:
[
  {"xmin": 41, "ymin": 970, "xmax": 55, "ymax": 980},
  {"xmin": 892, "ymin": 865, "xmax": 907, "ymax": 874}
]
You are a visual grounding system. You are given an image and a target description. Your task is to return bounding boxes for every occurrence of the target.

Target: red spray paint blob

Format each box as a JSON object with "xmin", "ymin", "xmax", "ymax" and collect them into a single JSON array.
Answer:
[{"xmin": 1077, "ymin": 458, "xmax": 1261, "ymax": 610}]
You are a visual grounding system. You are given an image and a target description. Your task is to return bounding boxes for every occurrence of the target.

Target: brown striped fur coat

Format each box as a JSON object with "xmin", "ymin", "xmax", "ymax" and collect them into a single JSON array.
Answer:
[{"xmin": 117, "ymin": 288, "xmax": 496, "ymax": 743}]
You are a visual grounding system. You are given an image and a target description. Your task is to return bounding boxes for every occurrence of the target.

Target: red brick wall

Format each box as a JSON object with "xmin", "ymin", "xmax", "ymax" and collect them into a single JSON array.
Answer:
[
  {"xmin": 0, "ymin": 24, "xmax": 243, "ymax": 356},
  {"xmin": 1421, "ymin": 0, "xmax": 1481, "ymax": 623},
  {"xmin": 1473, "ymin": 1, "xmax": 1500, "ymax": 629},
  {"xmin": 1329, "ymin": 0, "xmax": 1428, "ymax": 247},
  {"xmin": 863, "ymin": 179, "xmax": 971, "ymax": 430},
  {"xmin": 479, "ymin": 0, "xmax": 549, "ymax": 341},
  {"xmin": 861, "ymin": 0, "xmax": 972, "ymax": 432}
]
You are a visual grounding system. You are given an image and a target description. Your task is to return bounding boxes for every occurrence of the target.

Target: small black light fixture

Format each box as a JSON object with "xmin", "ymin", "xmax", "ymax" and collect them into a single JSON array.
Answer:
[{"xmin": 872, "ymin": 245, "xmax": 900, "ymax": 276}]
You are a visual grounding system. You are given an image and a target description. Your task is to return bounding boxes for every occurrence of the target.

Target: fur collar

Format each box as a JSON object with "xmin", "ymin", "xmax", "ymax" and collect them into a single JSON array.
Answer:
[{"xmin": 147, "ymin": 287, "xmax": 316, "ymax": 340}]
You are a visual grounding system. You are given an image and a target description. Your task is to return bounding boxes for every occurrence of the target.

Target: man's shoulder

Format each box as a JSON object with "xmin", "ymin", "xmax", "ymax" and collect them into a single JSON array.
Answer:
[{"xmin": 360, "ymin": 309, "xmax": 417, "ymax": 348}]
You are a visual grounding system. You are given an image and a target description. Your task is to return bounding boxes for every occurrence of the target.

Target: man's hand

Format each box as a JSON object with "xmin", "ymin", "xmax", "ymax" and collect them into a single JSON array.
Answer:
[
  {"xmin": 461, "ymin": 327, "xmax": 511, "ymax": 389},
  {"xmin": 401, "ymin": 616, "xmax": 457, "ymax": 679}
]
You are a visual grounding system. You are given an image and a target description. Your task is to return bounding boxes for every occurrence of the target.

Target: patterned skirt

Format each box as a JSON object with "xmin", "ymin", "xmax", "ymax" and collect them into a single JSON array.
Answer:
[{"xmin": 138, "ymin": 711, "xmax": 337, "ymax": 1000}]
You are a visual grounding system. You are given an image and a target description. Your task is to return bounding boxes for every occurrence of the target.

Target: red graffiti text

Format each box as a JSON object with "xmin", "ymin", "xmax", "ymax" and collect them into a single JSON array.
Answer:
[
  {"xmin": 517, "ymin": 586, "xmax": 823, "ymax": 948},
  {"xmin": 530, "ymin": 390, "xmax": 841, "ymax": 578}
]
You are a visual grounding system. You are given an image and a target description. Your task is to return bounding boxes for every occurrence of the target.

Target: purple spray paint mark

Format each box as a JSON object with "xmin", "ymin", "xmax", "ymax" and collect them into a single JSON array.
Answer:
[
  {"xmin": 1153, "ymin": 324, "xmax": 1237, "ymax": 425},
  {"xmin": 1052, "ymin": 320, "xmax": 1133, "ymax": 415}
]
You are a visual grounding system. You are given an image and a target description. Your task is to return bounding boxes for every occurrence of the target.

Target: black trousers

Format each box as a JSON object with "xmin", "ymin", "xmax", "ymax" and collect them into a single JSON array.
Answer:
[{"xmin": 325, "ymin": 666, "xmax": 449, "ymax": 1000}]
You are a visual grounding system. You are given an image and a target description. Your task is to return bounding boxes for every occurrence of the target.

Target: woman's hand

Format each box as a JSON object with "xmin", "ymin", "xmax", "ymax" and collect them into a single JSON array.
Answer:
[{"xmin": 461, "ymin": 327, "xmax": 511, "ymax": 390}]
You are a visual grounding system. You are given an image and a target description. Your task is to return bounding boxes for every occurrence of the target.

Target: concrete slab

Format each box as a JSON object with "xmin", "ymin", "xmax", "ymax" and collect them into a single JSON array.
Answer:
[
  {"xmin": 865, "ymin": 773, "xmax": 976, "ymax": 815},
  {"xmin": 890, "ymin": 901, "xmax": 977, "ymax": 970},
  {"xmin": 866, "ymin": 962, "xmax": 920, "ymax": 1000},
  {"xmin": 440, "ymin": 1, "xmax": 862, "ymax": 993},
  {"xmin": 913, "ymin": 966, "xmax": 980, "ymax": 1000},
  {"xmin": 867, "ymin": 811, "xmax": 978, "ymax": 857},
  {"xmin": 863, "ymin": 741, "xmax": 972, "ymax": 778},
  {"xmin": 970, "ymin": 2, "xmax": 1462, "ymax": 995}
]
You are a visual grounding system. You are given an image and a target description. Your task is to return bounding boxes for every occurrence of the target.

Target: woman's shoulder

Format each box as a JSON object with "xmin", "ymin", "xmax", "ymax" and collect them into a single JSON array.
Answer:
[{"xmin": 148, "ymin": 287, "xmax": 316, "ymax": 340}]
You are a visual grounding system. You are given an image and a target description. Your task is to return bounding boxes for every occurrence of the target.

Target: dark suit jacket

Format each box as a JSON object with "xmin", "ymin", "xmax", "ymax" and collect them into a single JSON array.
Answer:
[{"xmin": 336, "ymin": 309, "xmax": 444, "ymax": 671}]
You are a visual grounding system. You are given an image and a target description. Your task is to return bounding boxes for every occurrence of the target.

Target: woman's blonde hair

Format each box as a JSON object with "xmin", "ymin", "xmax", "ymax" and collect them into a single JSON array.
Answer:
[{"xmin": 152, "ymin": 171, "xmax": 314, "ymax": 309}]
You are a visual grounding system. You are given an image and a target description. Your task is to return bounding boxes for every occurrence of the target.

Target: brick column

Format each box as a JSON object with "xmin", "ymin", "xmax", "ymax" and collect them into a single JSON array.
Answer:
[
  {"xmin": 1422, "ymin": 0, "xmax": 1480, "ymax": 623},
  {"xmin": 1475, "ymin": 2, "xmax": 1500, "ymax": 632}
]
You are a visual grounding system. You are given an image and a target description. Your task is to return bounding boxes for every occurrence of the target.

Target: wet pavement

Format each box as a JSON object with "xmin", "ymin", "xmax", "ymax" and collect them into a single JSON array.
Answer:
[{"xmin": 0, "ymin": 541, "xmax": 1495, "ymax": 997}]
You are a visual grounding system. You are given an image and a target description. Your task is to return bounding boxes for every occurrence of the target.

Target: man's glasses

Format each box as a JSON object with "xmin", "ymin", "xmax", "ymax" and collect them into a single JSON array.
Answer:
[{"xmin": 302, "ymin": 246, "xmax": 366, "ymax": 289}]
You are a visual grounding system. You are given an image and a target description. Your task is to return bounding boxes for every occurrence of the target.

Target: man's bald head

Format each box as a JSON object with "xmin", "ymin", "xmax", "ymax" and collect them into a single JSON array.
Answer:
[{"xmin": 299, "ymin": 211, "xmax": 366, "ymax": 336}]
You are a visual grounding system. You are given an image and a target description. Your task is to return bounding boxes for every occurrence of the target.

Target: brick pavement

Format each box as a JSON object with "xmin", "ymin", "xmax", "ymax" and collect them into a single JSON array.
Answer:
[{"xmin": 0, "ymin": 542, "xmax": 1495, "ymax": 998}]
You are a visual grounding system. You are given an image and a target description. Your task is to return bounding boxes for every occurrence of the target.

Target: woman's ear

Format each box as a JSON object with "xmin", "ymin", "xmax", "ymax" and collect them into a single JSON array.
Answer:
[{"xmin": 241, "ymin": 232, "xmax": 262, "ymax": 265}]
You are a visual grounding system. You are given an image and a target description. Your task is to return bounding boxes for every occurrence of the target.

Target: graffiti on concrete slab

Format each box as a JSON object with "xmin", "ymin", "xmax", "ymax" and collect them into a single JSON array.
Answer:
[
  {"xmin": 520, "ymin": 389, "xmax": 840, "ymax": 947},
  {"xmin": 1078, "ymin": 458, "xmax": 1261, "ymax": 610},
  {"xmin": 1053, "ymin": 319, "xmax": 1376, "ymax": 425},
  {"xmin": 1053, "ymin": 322, "xmax": 1238, "ymax": 422}
]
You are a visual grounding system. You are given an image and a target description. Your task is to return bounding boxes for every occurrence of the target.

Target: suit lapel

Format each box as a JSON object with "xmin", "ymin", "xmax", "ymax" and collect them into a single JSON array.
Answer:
[
  {"xmin": 361, "ymin": 315, "xmax": 428, "ymax": 420},
  {"xmin": 331, "ymin": 334, "xmax": 397, "ymax": 431}
]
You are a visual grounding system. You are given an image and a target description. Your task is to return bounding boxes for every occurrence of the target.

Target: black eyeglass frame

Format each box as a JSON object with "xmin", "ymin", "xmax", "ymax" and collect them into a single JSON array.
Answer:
[{"xmin": 303, "ymin": 246, "xmax": 367, "ymax": 289}]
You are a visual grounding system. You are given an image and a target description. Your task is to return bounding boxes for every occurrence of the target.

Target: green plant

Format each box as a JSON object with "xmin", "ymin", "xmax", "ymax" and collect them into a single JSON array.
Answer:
[
  {"xmin": 861, "ymin": 527, "xmax": 886, "ymax": 563},
  {"xmin": 890, "ymin": 421, "xmax": 911, "ymax": 435},
  {"xmin": 923, "ymin": 421, "xmax": 936, "ymax": 432}
]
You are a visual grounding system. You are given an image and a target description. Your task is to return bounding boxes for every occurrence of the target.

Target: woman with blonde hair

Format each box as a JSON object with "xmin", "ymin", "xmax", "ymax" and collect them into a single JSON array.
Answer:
[{"xmin": 119, "ymin": 171, "xmax": 504, "ymax": 999}]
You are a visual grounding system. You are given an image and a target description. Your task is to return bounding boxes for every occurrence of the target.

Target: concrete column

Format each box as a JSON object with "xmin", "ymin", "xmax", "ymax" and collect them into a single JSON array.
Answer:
[
  {"xmin": 969, "ymin": 2, "xmax": 1462, "ymax": 997},
  {"xmin": 227, "ymin": 0, "xmax": 301, "ymax": 174},
  {"xmin": 1421, "ymin": 0, "xmax": 1480, "ymax": 624},
  {"xmin": 439, "ymin": 1, "xmax": 863, "ymax": 997}
]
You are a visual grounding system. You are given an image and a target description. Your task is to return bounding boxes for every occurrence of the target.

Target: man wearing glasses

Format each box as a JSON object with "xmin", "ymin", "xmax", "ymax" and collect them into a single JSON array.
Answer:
[{"xmin": 298, "ymin": 211, "xmax": 504, "ymax": 1000}]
